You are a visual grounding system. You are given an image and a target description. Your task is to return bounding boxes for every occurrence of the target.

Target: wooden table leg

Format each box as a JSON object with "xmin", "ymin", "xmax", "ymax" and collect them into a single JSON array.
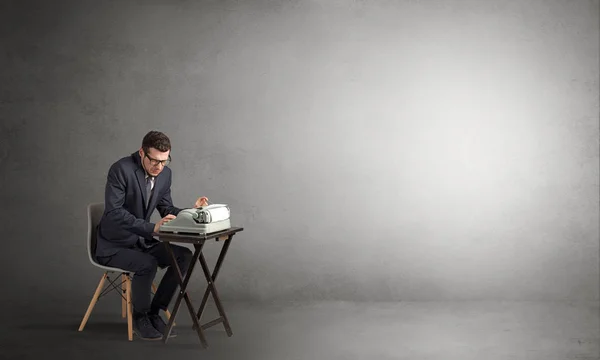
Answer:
[
  {"xmin": 195, "ymin": 234, "xmax": 234, "ymax": 336},
  {"xmin": 162, "ymin": 241, "xmax": 208, "ymax": 348}
]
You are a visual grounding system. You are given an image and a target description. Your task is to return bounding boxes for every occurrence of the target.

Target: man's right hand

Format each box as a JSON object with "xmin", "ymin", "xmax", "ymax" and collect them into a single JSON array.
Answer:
[{"xmin": 154, "ymin": 214, "xmax": 176, "ymax": 233}]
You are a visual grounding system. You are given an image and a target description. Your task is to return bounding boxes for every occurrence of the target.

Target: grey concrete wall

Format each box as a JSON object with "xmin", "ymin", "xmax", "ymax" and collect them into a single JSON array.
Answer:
[{"xmin": 1, "ymin": 0, "xmax": 598, "ymax": 307}]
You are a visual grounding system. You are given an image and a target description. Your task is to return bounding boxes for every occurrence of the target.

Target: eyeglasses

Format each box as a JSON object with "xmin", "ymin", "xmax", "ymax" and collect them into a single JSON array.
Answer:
[{"xmin": 145, "ymin": 152, "xmax": 171, "ymax": 167}]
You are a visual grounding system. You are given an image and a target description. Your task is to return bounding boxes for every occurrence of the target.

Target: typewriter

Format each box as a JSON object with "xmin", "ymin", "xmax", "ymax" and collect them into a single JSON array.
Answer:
[{"xmin": 158, "ymin": 204, "xmax": 231, "ymax": 234}]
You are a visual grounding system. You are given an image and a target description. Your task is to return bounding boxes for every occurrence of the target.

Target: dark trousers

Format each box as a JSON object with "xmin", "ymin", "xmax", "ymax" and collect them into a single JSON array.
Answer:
[{"xmin": 97, "ymin": 243, "xmax": 193, "ymax": 315}]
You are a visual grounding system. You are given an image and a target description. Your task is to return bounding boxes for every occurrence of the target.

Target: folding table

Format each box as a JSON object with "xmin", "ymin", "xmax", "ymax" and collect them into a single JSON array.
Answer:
[{"xmin": 155, "ymin": 226, "xmax": 244, "ymax": 348}]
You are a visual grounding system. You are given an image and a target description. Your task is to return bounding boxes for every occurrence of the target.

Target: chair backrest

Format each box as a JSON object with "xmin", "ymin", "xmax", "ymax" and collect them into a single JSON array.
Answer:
[{"xmin": 87, "ymin": 202, "xmax": 105, "ymax": 265}]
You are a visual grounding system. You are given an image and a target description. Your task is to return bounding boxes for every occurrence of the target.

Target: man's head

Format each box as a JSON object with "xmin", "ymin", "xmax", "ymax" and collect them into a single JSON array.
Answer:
[{"xmin": 139, "ymin": 130, "xmax": 171, "ymax": 177}]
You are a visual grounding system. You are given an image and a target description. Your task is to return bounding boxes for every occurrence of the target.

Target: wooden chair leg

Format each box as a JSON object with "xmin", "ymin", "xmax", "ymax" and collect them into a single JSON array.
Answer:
[
  {"xmin": 125, "ymin": 274, "xmax": 133, "ymax": 341},
  {"xmin": 121, "ymin": 274, "xmax": 127, "ymax": 318},
  {"xmin": 152, "ymin": 282, "xmax": 175, "ymax": 325},
  {"xmin": 78, "ymin": 273, "xmax": 108, "ymax": 331}
]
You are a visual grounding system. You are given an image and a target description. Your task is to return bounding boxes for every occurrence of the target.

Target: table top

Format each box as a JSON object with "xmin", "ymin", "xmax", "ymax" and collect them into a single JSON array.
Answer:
[{"xmin": 154, "ymin": 226, "xmax": 244, "ymax": 243}]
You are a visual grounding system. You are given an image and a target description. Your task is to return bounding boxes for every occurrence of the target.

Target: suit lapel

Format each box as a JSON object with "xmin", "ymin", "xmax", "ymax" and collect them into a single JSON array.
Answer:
[{"xmin": 135, "ymin": 168, "xmax": 149, "ymax": 209}]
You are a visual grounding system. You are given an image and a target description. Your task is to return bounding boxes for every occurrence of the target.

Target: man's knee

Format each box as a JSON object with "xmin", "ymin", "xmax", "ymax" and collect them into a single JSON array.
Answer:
[{"xmin": 175, "ymin": 246, "xmax": 193, "ymax": 268}]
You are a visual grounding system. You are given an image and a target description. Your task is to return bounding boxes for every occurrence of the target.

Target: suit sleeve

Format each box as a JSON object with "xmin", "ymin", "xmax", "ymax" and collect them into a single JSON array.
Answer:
[
  {"xmin": 104, "ymin": 163, "xmax": 156, "ymax": 237},
  {"xmin": 156, "ymin": 170, "xmax": 182, "ymax": 218}
]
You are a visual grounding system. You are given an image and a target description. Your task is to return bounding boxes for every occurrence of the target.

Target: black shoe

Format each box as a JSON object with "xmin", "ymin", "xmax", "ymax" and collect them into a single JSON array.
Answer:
[
  {"xmin": 149, "ymin": 313, "xmax": 177, "ymax": 338},
  {"xmin": 133, "ymin": 314, "xmax": 163, "ymax": 341}
]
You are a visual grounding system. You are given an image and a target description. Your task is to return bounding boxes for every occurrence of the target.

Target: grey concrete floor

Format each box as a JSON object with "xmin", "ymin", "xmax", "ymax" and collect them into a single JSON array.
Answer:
[{"xmin": 2, "ymin": 300, "xmax": 598, "ymax": 360}]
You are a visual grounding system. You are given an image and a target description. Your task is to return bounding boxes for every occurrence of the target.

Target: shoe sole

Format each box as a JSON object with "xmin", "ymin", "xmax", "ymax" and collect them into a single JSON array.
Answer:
[
  {"xmin": 133, "ymin": 329, "xmax": 163, "ymax": 341},
  {"xmin": 133, "ymin": 329, "xmax": 178, "ymax": 340}
]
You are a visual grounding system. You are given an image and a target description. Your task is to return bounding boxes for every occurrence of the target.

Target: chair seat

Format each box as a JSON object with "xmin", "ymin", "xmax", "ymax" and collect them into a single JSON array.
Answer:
[{"xmin": 91, "ymin": 261, "xmax": 133, "ymax": 274}]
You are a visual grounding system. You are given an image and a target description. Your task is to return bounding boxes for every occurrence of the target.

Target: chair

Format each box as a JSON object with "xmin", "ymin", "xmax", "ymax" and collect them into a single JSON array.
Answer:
[{"xmin": 78, "ymin": 202, "xmax": 172, "ymax": 341}]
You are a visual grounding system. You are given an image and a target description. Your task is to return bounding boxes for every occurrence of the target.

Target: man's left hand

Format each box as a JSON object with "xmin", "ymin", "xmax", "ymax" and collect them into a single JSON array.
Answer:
[{"xmin": 194, "ymin": 196, "xmax": 209, "ymax": 208}]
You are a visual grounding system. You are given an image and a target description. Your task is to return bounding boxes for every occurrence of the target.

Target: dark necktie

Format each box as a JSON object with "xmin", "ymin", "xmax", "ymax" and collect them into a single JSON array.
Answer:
[{"xmin": 145, "ymin": 176, "xmax": 153, "ymax": 208}]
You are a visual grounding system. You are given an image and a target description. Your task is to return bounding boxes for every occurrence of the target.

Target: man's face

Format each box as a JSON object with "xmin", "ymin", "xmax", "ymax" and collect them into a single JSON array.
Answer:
[{"xmin": 139, "ymin": 147, "xmax": 170, "ymax": 177}]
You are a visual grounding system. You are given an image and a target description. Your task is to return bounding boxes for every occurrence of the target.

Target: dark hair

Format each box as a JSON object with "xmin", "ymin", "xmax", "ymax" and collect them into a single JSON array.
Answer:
[{"xmin": 142, "ymin": 131, "xmax": 171, "ymax": 153}]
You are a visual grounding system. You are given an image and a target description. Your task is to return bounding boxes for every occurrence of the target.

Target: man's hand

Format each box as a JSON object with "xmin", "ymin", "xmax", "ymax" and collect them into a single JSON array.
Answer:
[
  {"xmin": 154, "ymin": 214, "xmax": 176, "ymax": 233},
  {"xmin": 194, "ymin": 196, "xmax": 209, "ymax": 208}
]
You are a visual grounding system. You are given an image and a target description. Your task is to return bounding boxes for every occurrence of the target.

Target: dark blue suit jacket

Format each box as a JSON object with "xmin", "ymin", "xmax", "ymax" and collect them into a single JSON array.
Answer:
[{"xmin": 95, "ymin": 151, "xmax": 182, "ymax": 258}]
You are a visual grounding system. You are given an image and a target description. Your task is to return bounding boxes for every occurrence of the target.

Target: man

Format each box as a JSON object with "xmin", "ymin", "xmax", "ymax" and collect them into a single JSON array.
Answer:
[{"xmin": 95, "ymin": 130, "xmax": 209, "ymax": 340}]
